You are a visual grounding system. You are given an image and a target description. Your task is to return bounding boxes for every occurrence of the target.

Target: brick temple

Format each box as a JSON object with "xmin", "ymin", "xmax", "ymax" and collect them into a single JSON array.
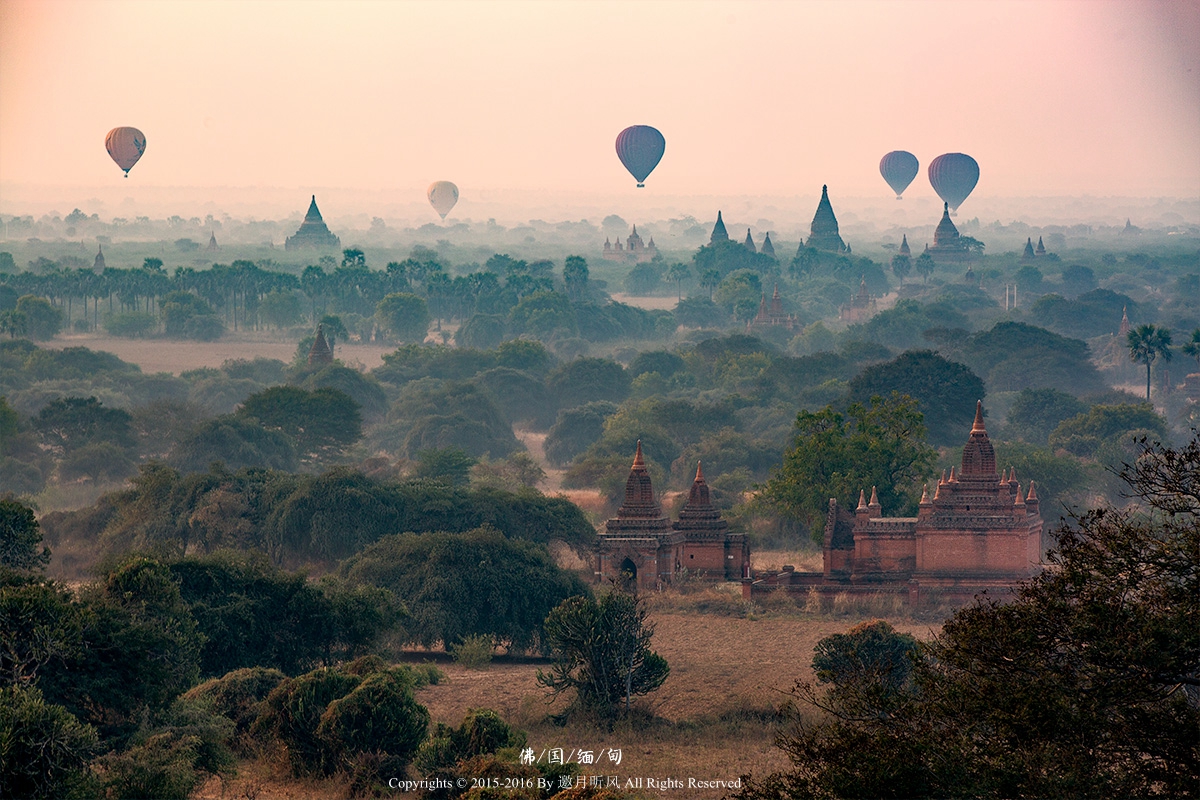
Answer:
[
  {"xmin": 749, "ymin": 401, "xmax": 1045, "ymax": 606},
  {"xmin": 595, "ymin": 442, "xmax": 750, "ymax": 591}
]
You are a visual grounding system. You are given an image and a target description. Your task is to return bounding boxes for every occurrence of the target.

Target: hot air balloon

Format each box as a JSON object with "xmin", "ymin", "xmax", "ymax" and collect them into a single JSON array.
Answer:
[
  {"xmin": 879, "ymin": 151, "xmax": 919, "ymax": 199},
  {"xmin": 928, "ymin": 153, "xmax": 979, "ymax": 213},
  {"xmin": 105, "ymin": 127, "xmax": 146, "ymax": 177},
  {"xmin": 615, "ymin": 125, "xmax": 665, "ymax": 188},
  {"xmin": 427, "ymin": 181, "xmax": 459, "ymax": 220}
]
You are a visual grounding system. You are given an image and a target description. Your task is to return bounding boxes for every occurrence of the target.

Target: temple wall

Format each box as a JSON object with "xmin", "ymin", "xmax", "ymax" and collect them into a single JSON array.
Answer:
[{"xmin": 916, "ymin": 527, "xmax": 1036, "ymax": 577}]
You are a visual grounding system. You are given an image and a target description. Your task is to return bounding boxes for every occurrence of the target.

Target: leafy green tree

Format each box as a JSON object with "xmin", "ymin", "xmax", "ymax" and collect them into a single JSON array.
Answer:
[
  {"xmin": 0, "ymin": 499, "xmax": 49, "ymax": 571},
  {"xmin": 238, "ymin": 385, "xmax": 362, "ymax": 465},
  {"xmin": 623, "ymin": 262, "xmax": 664, "ymax": 294},
  {"xmin": 413, "ymin": 447, "xmax": 476, "ymax": 487},
  {"xmin": 340, "ymin": 528, "xmax": 590, "ymax": 652},
  {"xmin": 760, "ymin": 393, "xmax": 937, "ymax": 540},
  {"xmin": 674, "ymin": 296, "xmax": 726, "ymax": 328},
  {"xmin": 0, "ymin": 310, "xmax": 27, "ymax": 338},
  {"xmin": 890, "ymin": 253, "xmax": 911, "ymax": 286},
  {"xmin": 1005, "ymin": 387, "xmax": 1090, "ymax": 445},
  {"xmin": 507, "ymin": 290, "xmax": 577, "ymax": 339},
  {"xmin": 33, "ymin": 395, "xmax": 135, "ymax": 457},
  {"xmin": 0, "ymin": 572, "xmax": 82, "ymax": 685},
  {"xmin": 544, "ymin": 402, "xmax": 618, "ymax": 467},
  {"xmin": 738, "ymin": 435, "xmax": 1200, "ymax": 800},
  {"xmin": 537, "ymin": 591, "xmax": 669, "ymax": 723},
  {"xmin": 59, "ymin": 441, "xmax": 136, "ymax": 484},
  {"xmin": 415, "ymin": 708, "xmax": 524, "ymax": 774},
  {"xmin": 847, "ymin": 350, "xmax": 985, "ymax": 447},
  {"xmin": 0, "ymin": 685, "xmax": 98, "ymax": 800},
  {"xmin": 39, "ymin": 558, "xmax": 203, "ymax": 736},
  {"xmin": 914, "ymin": 251, "xmax": 935, "ymax": 283},
  {"xmin": 667, "ymin": 262, "xmax": 691, "ymax": 299},
  {"xmin": 260, "ymin": 289, "xmax": 303, "ymax": 329},
  {"xmin": 992, "ymin": 441, "xmax": 1090, "ymax": 511},
  {"xmin": 563, "ymin": 255, "xmax": 589, "ymax": 302},
  {"xmin": 1182, "ymin": 328, "xmax": 1200, "ymax": 371},
  {"xmin": 315, "ymin": 670, "xmax": 430, "ymax": 783},
  {"xmin": 811, "ymin": 621, "xmax": 920, "ymax": 721},
  {"xmin": 376, "ymin": 292, "xmax": 431, "ymax": 343},
  {"xmin": 495, "ymin": 338, "xmax": 553, "ymax": 375},
  {"xmin": 14, "ymin": 295, "xmax": 62, "ymax": 340},
  {"xmin": 169, "ymin": 414, "xmax": 299, "ymax": 473},
  {"xmin": 547, "ymin": 357, "xmax": 630, "ymax": 410},
  {"xmin": 1048, "ymin": 402, "xmax": 1168, "ymax": 458},
  {"xmin": 1127, "ymin": 323, "xmax": 1173, "ymax": 400},
  {"xmin": 457, "ymin": 313, "xmax": 506, "ymax": 349}
]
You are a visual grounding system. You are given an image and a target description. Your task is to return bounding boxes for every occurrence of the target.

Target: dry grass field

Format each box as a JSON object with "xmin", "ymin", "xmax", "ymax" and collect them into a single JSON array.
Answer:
[
  {"xmin": 49, "ymin": 332, "xmax": 396, "ymax": 375},
  {"xmin": 196, "ymin": 601, "xmax": 938, "ymax": 800}
]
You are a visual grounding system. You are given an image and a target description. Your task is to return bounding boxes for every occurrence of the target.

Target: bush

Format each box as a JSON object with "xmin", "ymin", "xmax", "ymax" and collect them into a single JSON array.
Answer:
[
  {"xmin": 416, "ymin": 708, "xmax": 524, "ymax": 774},
  {"xmin": 0, "ymin": 685, "xmax": 98, "ymax": 800},
  {"xmin": 450, "ymin": 634, "xmax": 495, "ymax": 669},
  {"xmin": 182, "ymin": 666, "xmax": 287, "ymax": 747},
  {"xmin": 103, "ymin": 311, "xmax": 157, "ymax": 337}
]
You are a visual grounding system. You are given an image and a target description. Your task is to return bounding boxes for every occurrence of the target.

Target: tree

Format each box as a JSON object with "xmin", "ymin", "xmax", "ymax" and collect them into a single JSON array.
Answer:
[
  {"xmin": 889, "ymin": 253, "xmax": 911, "ymax": 287},
  {"xmin": 1184, "ymin": 328, "xmax": 1200, "ymax": 370},
  {"xmin": 667, "ymin": 262, "xmax": 690, "ymax": 299},
  {"xmin": 537, "ymin": 591, "xmax": 669, "ymax": 723},
  {"xmin": 563, "ymin": 255, "xmax": 589, "ymax": 302},
  {"xmin": 913, "ymin": 251, "xmax": 935, "ymax": 283},
  {"xmin": 1127, "ymin": 323, "xmax": 1173, "ymax": 400},
  {"xmin": 375, "ymin": 292, "xmax": 431, "ymax": 343},
  {"xmin": 169, "ymin": 414, "xmax": 299, "ymax": 473},
  {"xmin": 847, "ymin": 350, "xmax": 985, "ymax": 447},
  {"xmin": 237, "ymin": 385, "xmax": 362, "ymax": 465},
  {"xmin": 547, "ymin": 357, "xmax": 630, "ymax": 410},
  {"xmin": 699, "ymin": 268, "xmax": 721, "ymax": 300},
  {"xmin": 0, "ymin": 499, "xmax": 49, "ymax": 571},
  {"xmin": 1005, "ymin": 387, "xmax": 1090, "ymax": 445},
  {"xmin": 34, "ymin": 396, "xmax": 135, "ymax": 457},
  {"xmin": 340, "ymin": 528, "xmax": 589, "ymax": 653},
  {"xmin": 413, "ymin": 447, "xmax": 476, "ymax": 487},
  {"xmin": 14, "ymin": 295, "xmax": 62, "ymax": 340},
  {"xmin": 0, "ymin": 685, "xmax": 98, "ymax": 800},
  {"xmin": 737, "ymin": 435, "xmax": 1200, "ymax": 800},
  {"xmin": 760, "ymin": 393, "xmax": 937, "ymax": 540}
]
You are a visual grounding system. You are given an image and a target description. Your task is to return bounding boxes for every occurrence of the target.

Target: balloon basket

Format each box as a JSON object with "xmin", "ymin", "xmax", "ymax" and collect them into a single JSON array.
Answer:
[{"xmin": 636, "ymin": 183, "xmax": 645, "ymax": 188}]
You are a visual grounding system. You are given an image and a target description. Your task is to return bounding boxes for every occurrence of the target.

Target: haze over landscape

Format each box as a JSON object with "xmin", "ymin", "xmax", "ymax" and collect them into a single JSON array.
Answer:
[
  {"xmin": 2, "ymin": 0, "xmax": 1198, "ymax": 223},
  {"xmin": 1, "ymin": 2, "xmax": 1198, "ymax": 799}
]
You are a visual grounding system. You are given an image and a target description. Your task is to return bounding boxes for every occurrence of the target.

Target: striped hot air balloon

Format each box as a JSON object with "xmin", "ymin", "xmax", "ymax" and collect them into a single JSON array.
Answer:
[
  {"xmin": 615, "ymin": 125, "xmax": 665, "ymax": 188},
  {"xmin": 928, "ymin": 153, "xmax": 980, "ymax": 213},
  {"xmin": 105, "ymin": 127, "xmax": 146, "ymax": 177},
  {"xmin": 879, "ymin": 150, "xmax": 919, "ymax": 199}
]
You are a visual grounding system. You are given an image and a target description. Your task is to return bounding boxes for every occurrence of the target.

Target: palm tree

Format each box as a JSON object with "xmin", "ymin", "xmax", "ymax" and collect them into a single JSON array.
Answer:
[
  {"xmin": 1183, "ymin": 329, "xmax": 1200, "ymax": 371},
  {"xmin": 1127, "ymin": 324, "xmax": 1172, "ymax": 400}
]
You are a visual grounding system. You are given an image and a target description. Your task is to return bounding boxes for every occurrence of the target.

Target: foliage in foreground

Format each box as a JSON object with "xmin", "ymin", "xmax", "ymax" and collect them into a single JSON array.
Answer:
[
  {"xmin": 737, "ymin": 435, "xmax": 1200, "ymax": 799},
  {"xmin": 538, "ymin": 591, "xmax": 669, "ymax": 724}
]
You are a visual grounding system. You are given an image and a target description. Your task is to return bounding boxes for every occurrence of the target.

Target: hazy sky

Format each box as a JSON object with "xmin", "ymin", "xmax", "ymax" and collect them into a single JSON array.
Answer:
[{"xmin": 1, "ymin": 0, "xmax": 1198, "ymax": 210}]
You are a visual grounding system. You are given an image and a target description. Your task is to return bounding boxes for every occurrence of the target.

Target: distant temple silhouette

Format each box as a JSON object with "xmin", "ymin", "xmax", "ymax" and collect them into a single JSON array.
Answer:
[
  {"xmin": 307, "ymin": 323, "xmax": 334, "ymax": 366},
  {"xmin": 923, "ymin": 202, "xmax": 972, "ymax": 264},
  {"xmin": 286, "ymin": 196, "xmax": 341, "ymax": 251},
  {"xmin": 93, "ymin": 244, "xmax": 105, "ymax": 272},
  {"xmin": 710, "ymin": 210, "xmax": 729, "ymax": 244},
  {"xmin": 748, "ymin": 284, "xmax": 800, "ymax": 333},
  {"xmin": 806, "ymin": 185, "xmax": 848, "ymax": 253},
  {"xmin": 602, "ymin": 225, "xmax": 657, "ymax": 263}
]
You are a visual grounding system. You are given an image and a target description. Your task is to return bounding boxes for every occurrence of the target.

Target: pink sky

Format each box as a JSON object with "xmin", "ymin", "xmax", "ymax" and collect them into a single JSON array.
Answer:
[{"xmin": 1, "ymin": 0, "xmax": 1197, "ymax": 208}]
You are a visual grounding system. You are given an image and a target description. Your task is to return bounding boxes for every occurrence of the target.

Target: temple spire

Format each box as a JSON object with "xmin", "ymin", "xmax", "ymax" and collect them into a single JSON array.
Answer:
[
  {"xmin": 631, "ymin": 439, "xmax": 645, "ymax": 470},
  {"xmin": 710, "ymin": 211, "xmax": 729, "ymax": 244},
  {"xmin": 744, "ymin": 228, "xmax": 756, "ymax": 252},
  {"xmin": 972, "ymin": 400, "xmax": 986, "ymax": 433}
]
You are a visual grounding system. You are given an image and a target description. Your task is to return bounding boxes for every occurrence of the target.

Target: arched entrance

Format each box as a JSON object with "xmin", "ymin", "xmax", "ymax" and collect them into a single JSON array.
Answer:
[{"xmin": 619, "ymin": 557, "xmax": 638, "ymax": 592}]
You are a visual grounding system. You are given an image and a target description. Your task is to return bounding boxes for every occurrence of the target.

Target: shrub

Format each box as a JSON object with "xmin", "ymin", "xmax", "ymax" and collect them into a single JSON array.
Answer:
[
  {"xmin": 0, "ymin": 685, "xmax": 98, "ymax": 800},
  {"xmin": 450, "ymin": 634, "xmax": 495, "ymax": 669},
  {"xmin": 182, "ymin": 666, "xmax": 287, "ymax": 747},
  {"xmin": 316, "ymin": 671, "xmax": 430, "ymax": 785}
]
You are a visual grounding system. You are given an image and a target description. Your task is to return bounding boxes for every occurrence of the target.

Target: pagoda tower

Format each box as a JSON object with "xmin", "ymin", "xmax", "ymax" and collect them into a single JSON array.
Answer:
[
  {"xmin": 710, "ymin": 211, "xmax": 729, "ymax": 244},
  {"xmin": 307, "ymin": 323, "xmax": 334, "ymax": 367},
  {"xmin": 806, "ymin": 186, "xmax": 847, "ymax": 253},
  {"xmin": 285, "ymin": 195, "xmax": 341, "ymax": 251},
  {"xmin": 93, "ymin": 244, "xmax": 106, "ymax": 272},
  {"xmin": 744, "ymin": 228, "xmax": 756, "ymax": 253},
  {"xmin": 761, "ymin": 232, "xmax": 776, "ymax": 259}
]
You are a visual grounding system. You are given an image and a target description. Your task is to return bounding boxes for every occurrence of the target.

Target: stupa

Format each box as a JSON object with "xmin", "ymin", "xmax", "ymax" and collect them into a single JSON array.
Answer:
[
  {"xmin": 806, "ymin": 185, "xmax": 847, "ymax": 253},
  {"xmin": 285, "ymin": 196, "xmax": 341, "ymax": 251}
]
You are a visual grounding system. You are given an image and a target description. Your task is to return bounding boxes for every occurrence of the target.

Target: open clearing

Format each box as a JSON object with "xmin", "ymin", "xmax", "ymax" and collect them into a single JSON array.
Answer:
[
  {"xmin": 48, "ymin": 332, "xmax": 395, "ymax": 375},
  {"xmin": 198, "ymin": 607, "xmax": 937, "ymax": 799}
]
